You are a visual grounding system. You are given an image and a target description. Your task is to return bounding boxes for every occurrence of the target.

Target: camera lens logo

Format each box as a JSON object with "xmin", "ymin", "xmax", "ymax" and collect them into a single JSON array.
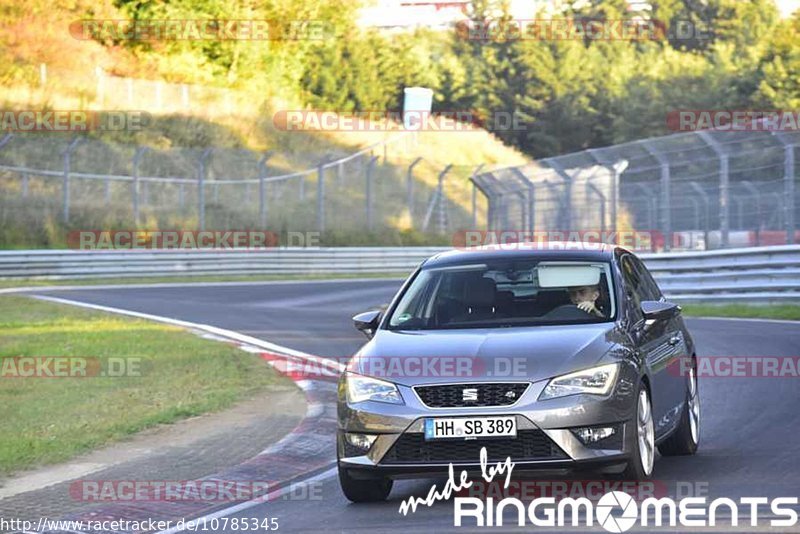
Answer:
[{"xmin": 596, "ymin": 491, "xmax": 639, "ymax": 533}]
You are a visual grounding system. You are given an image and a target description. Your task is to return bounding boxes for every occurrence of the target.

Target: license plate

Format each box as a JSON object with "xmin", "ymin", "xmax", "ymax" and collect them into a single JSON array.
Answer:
[{"xmin": 424, "ymin": 416, "xmax": 517, "ymax": 440}]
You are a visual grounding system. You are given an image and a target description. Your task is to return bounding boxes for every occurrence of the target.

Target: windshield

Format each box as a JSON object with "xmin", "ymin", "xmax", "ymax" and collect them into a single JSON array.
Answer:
[{"xmin": 387, "ymin": 260, "xmax": 616, "ymax": 330}]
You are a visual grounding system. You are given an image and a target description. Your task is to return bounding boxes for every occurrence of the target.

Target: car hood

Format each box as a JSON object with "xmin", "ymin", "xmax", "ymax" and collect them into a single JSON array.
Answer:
[{"xmin": 349, "ymin": 323, "xmax": 624, "ymax": 386}]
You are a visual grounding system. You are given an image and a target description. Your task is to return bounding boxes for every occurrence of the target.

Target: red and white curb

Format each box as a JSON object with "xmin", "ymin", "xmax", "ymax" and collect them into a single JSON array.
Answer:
[{"xmin": 26, "ymin": 295, "xmax": 344, "ymax": 534}]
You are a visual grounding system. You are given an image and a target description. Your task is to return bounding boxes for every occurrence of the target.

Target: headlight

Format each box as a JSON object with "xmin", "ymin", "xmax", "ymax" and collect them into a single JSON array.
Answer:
[
  {"xmin": 345, "ymin": 372, "xmax": 404, "ymax": 404},
  {"xmin": 539, "ymin": 363, "xmax": 619, "ymax": 400}
]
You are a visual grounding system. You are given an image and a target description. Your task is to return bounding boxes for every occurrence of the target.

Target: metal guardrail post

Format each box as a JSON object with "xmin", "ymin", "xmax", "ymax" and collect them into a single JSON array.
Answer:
[
  {"xmin": 587, "ymin": 149, "xmax": 627, "ymax": 236},
  {"xmin": 258, "ymin": 152, "xmax": 272, "ymax": 228},
  {"xmin": 697, "ymin": 131, "xmax": 730, "ymax": 248},
  {"xmin": 21, "ymin": 173, "xmax": 28, "ymax": 198},
  {"xmin": 641, "ymin": 140, "xmax": 672, "ymax": 251},
  {"xmin": 786, "ymin": 145, "xmax": 796, "ymax": 244},
  {"xmin": 366, "ymin": 156, "xmax": 378, "ymax": 230},
  {"xmin": 132, "ymin": 147, "xmax": 148, "ymax": 226},
  {"xmin": 407, "ymin": 157, "xmax": 423, "ymax": 224},
  {"xmin": 198, "ymin": 148, "xmax": 213, "ymax": 231},
  {"xmin": 61, "ymin": 137, "xmax": 83, "ymax": 224}
]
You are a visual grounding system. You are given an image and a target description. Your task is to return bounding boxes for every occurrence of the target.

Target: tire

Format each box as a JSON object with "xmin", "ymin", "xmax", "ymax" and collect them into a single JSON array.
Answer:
[
  {"xmin": 338, "ymin": 464, "xmax": 393, "ymax": 503},
  {"xmin": 658, "ymin": 360, "xmax": 700, "ymax": 456},
  {"xmin": 622, "ymin": 382, "xmax": 655, "ymax": 480}
]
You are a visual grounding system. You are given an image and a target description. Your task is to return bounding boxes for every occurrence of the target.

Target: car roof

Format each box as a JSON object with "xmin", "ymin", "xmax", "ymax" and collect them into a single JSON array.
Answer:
[{"xmin": 422, "ymin": 241, "xmax": 624, "ymax": 268}]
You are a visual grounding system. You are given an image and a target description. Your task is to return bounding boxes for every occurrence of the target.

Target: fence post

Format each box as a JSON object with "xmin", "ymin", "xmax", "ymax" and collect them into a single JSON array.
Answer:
[
  {"xmin": 470, "ymin": 164, "xmax": 485, "ymax": 228},
  {"xmin": 317, "ymin": 160, "xmax": 327, "ymax": 233},
  {"xmin": 543, "ymin": 158, "xmax": 573, "ymax": 232},
  {"xmin": 511, "ymin": 168, "xmax": 536, "ymax": 234},
  {"xmin": 132, "ymin": 147, "xmax": 148, "ymax": 226},
  {"xmin": 437, "ymin": 164, "xmax": 454, "ymax": 234},
  {"xmin": 406, "ymin": 157, "xmax": 423, "ymax": 224},
  {"xmin": 366, "ymin": 156, "xmax": 378, "ymax": 230},
  {"xmin": 21, "ymin": 173, "xmax": 28, "ymax": 198},
  {"xmin": 697, "ymin": 131, "xmax": 730, "ymax": 248},
  {"xmin": 688, "ymin": 181, "xmax": 711, "ymax": 249},
  {"xmin": 104, "ymin": 177, "xmax": 111, "ymax": 206},
  {"xmin": 641, "ymin": 141, "xmax": 672, "ymax": 251},
  {"xmin": 586, "ymin": 182, "xmax": 607, "ymax": 234},
  {"xmin": 740, "ymin": 181, "xmax": 762, "ymax": 246},
  {"xmin": 258, "ymin": 152, "xmax": 272, "ymax": 228},
  {"xmin": 61, "ymin": 137, "xmax": 83, "ymax": 224},
  {"xmin": 198, "ymin": 148, "xmax": 213, "ymax": 230},
  {"xmin": 298, "ymin": 174, "xmax": 305, "ymax": 201},
  {"xmin": 772, "ymin": 133, "xmax": 796, "ymax": 244}
]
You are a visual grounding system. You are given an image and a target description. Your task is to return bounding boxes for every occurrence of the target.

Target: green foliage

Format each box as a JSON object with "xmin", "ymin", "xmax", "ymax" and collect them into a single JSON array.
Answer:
[{"xmin": 2, "ymin": 0, "xmax": 794, "ymax": 160}]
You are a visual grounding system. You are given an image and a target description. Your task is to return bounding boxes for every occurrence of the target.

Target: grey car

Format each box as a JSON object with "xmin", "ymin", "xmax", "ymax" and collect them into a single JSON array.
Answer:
[{"xmin": 337, "ymin": 244, "xmax": 700, "ymax": 502}]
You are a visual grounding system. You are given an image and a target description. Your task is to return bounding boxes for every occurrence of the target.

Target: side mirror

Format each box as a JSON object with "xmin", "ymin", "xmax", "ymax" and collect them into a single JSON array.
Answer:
[
  {"xmin": 641, "ymin": 300, "xmax": 681, "ymax": 323},
  {"xmin": 353, "ymin": 310, "xmax": 381, "ymax": 339}
]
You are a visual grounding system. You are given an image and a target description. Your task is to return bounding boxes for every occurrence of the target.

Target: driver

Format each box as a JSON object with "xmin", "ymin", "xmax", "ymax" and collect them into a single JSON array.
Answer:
[{"xmin": 568, "ymin": 285, "xmax": 604, "ymax": 318}]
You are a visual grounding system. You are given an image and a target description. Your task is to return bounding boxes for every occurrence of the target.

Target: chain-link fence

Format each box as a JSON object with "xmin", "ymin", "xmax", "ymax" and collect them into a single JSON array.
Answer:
[
  {"xmin": 0, "ymin": 131, "xmax": 490, "ymax": 245},
  {"xmin": 473, "ymin": 129, "xmax": 800, "ymax": 250}
]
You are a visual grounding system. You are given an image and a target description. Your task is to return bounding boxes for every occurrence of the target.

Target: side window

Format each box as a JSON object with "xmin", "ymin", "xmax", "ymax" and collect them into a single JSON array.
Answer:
[
  {"xmin": 620, "ymin": 255, "xmax": 643, "ymax": 309},
  {"xmin": 631, "ymin": 256, "xmax": 663, "ymax": 301}
]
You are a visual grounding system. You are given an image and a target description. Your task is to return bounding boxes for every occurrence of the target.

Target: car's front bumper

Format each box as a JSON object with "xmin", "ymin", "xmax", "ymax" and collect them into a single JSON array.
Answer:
[{"xmin": 337, "ymin": 371, "xmax": 638, "ymax": 478}]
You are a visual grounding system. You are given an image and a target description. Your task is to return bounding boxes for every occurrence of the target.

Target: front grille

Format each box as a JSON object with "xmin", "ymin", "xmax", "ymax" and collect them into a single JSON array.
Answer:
[
  {"xmin": 414, "ymin": 382, "xmax": 529, "ymax": 408},
  {"xmin": 381, "ymin": 429, "xmax": 568, "ymax": 464}
]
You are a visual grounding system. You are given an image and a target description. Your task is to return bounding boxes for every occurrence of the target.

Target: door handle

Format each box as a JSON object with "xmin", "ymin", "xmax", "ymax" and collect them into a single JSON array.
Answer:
[{"xmin": 668, "ymin": 335, "xmax": 681, "ymax": 346}]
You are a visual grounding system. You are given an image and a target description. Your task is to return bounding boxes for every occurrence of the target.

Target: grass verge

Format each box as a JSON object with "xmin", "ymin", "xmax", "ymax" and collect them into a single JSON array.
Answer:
[
  {"xmin": 681, "ymin": 304, "xmax": 800, "ymax": 321},
  {"xmin": 0, "ymin": 295, "xmax": 286, "ymax": 476}
]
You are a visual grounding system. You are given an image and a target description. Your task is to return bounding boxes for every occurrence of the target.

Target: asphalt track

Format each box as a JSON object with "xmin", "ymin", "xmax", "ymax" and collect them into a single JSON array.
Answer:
[{"xmin": 31, "ymin": 280, "xmax": 800, "ymax": 533}]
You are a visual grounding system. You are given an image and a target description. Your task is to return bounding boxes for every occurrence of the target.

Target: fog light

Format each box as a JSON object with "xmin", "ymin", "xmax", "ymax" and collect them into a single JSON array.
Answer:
[
  {"xmin": 345, "ymin": 433, "xmax": 377, "ymax": 451},
  {"xmin": 574, "ymin": 426, "xmax": 616, "ymax": 444}
]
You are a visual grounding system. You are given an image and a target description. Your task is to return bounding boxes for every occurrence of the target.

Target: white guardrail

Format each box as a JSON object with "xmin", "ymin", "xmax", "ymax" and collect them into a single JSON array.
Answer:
[{"xmin": 1, "ymin": 245, "xmax": 799, "ymax": 303}]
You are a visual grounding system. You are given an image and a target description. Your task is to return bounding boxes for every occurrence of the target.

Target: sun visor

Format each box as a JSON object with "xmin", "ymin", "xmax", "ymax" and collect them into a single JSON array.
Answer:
[{"xmin": 537, "ymin": 263, "xmax": 601, "ymax": 288}]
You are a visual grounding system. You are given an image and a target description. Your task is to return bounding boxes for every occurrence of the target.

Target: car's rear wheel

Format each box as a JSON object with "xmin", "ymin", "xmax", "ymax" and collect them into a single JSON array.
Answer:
[
  {"xmin": 658, "ymin": 361, "xmax": 700, "ymax": 456},
  {"xmin": 622, "ymin": 383, "xmax": 655, "ymax": 480},
  {"xmin": 338, "ymin": 464, "xmax": 393, "ymax": 503}
]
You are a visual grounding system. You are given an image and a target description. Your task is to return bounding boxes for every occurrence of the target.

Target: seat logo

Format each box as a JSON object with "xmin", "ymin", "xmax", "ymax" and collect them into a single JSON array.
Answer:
[{"xmin": 462, "ymin": 388, "xmax": 479, "ymax": 402}]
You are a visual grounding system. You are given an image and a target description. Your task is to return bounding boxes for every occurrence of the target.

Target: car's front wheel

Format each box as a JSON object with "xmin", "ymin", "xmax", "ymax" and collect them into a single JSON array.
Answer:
[
  {"xmin": 622, "ymin": 383, "xmax": 655, "ymax": 480},
  {"xmin": 658, "ymin": 360, "xmax": 700, "ymax": 456},
  {"xmin": 338, "ymin": 464, "xmax": 393, "ymax": 503}
]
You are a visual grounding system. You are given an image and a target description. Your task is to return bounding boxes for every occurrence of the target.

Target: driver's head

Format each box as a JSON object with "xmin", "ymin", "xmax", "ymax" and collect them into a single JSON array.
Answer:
[{"xmin": 568, "ymin": 285, "xmax": 600, "ymax": 305}]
